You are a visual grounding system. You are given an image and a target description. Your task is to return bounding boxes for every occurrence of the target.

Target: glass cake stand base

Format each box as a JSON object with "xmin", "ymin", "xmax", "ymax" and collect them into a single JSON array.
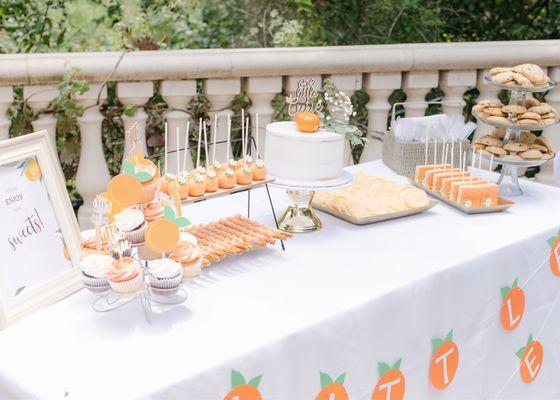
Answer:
[
  {"xmin": 497, "ymin": 165, "xmax": 524, "ymax": 196},
  {"xmin": 278, "ymin": 189, "xmax": 322, "ymax": 233}
]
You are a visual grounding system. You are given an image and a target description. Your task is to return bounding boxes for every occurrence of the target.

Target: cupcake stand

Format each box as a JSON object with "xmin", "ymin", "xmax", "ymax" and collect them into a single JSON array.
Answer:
[{"xmin": 472, "ymin": 78, "xmax": 558, "ymax": 196}]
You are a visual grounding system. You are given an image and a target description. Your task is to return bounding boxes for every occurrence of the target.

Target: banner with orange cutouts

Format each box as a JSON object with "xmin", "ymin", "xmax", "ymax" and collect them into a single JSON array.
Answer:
[
  {"xmin": 517, "ymin": 334, "xmax": 543, "ymax": 384},
  {"xmin": 315, "ymin": 372, "xmax": 348, "ymax": 400},
  {"xmin": 224, "ymin": 369, "xmax": 263, "ymax": 400},
  {"xmin": 371, "ymin": 359, "xmax": 405, "ymax": 400},
  {"xmin": 500, "ymin": 277, "xmax": 525, "ymax": 331},
  {"xmin": 429, "ymin": 330, "xmax": 459, "ymax": 389}
]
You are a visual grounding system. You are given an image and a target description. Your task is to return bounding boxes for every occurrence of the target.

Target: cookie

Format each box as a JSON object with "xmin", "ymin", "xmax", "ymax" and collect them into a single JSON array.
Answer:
[
  {"xmin": 519, "ymin": 149, "xmax": 543, "ymax": 160},
  {"xmin": 502, "ymin": 155, "xmax": 523, "ymax": 161},
  {"xmin": 529, "ymin": 104, "xmax": 553, "ymax": 115},
  {"xmin": 484, "ymin": 107, "xmax": 506, "ymax": 117},
  {"xmin": 511, "ymin": 72, "xmax": 533, "ymax": 87},
  {"xmin": 493, "ymin": 71, "xmax": 513, "ymax": 83},
  {"xmin": 543, "ymin": 118, "xmax": 557, "ymax": 125},
  {"xmin": 489, "ymin": 67, "xmax": 511, "ymax": 76},
  {"xmin": 542, "ymin": 112, "xmax": 557, "ymax": 119},
  {"xmin": 503, "ymin": 142, "xmax": 529, "ymax": 152},
  {"xmin": 525, "ymin": 97, "xmax": 541, "ymax": 108},
  {"xmin": 487, "ymin": 115, "xmax": 512, "ymax": 125},
  {"xmin": 491, "ymin": 128, "xmax": 506, "ymax": 139},
  {"xmin": 536, "ymin": 136, "xmax": 553, "ymax": 153},
  {"xmin": 511, "ymin": 64, "xmax": 531, "ymax": 73},
  {"xmin": 517, "ymin": 119, "xmax": 540, "ymax": 125},
  {"xmin": 485, "ymin": 146, "xmax": 507, "ymax": 156},
  {"xmin": 473, "ymin": 143, "xmax": 486, "ymax": 151},
  {"xmin": 475, "ymin": 136, "xmax": 503, "ymax": 146},
  {"xmin": 521, "ymin": 64, "xmax": 548, "ymax": 85},
  {"xmin": 542, "ymin": 153, "xmax": 554, "ymax": 160},
  {"xmin": 529, "ymin": 144, "xmax": 548, "ymax": 153},
  {"xmin": 519, "ymin": 131, "xmax": 537, "ymax": 144},
  {"xmin": 480, "ymin": 149, "xmax": 493, "ymax": 157},
  {"xmin": 472, "ymin": 104, "xmax": 487, "ymax": 113},
  {"xmin": 502, "ymin": 105, "xmax": 527, "ymax": 115},
  {"xmin": 477, "ymin": 100, "xmax": 503, "ymax": 108}
]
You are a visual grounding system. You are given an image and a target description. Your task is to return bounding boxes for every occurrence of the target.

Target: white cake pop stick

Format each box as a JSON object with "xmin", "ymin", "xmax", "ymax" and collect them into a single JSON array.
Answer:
[
  {"xmin": 246, "ymin": 116, "xmax": 250, "ymax": 157},
  {"xmin": 241, "ymin": 109, "xmax": 245, "ymax": 159},
  {"xmin": 255, "ymin": 113, "xmax": 260, "ymax": 159},
  {"xmin": 226, "ymin": 113, "xmax": 231, "ymax": 162},
  {"xmin": 175, "ymin": 127, "xmax": 180, "ymax": 174},
  {"xmin": 459, "ymin": 141, "xmax": 462, "ymax": 170},
  {"xmin": 203, "ymin": 122, "xmax": 209, "ymax": 168},
  {"xmin": 478, "ymin": 149, "xmax": 483, "ymax": 170},
  {"xmin": 433, "ymin": 138, "xmax": 438, "ymax": 165},
  {"xmin": 489, "ymin": 154, "xmax": 494, "ymax": 172},
  {"xmin": 164, "ymin": 122, "xmax": 168, "ymax": 175},
  {"xmin": 196, "ymin": 118, "xmax": 202, "ymax": 169},
  {"xmin": 441, "ymin": 136, "xmax": 447, "ymax": 165},
  {"xmin": 424, "ymin": 134, "xmax": 429, "ymax": 165},
  {"xmin": 451, "ymin": 141, "xmax": 454, "ymax": 178},
  {"xmin": 212, "ymin": 114, "xmax": 217, "ymax": 164},
  {"xmin": 182, "ymin": 120, "xmax": 190, "ymax": 172}
]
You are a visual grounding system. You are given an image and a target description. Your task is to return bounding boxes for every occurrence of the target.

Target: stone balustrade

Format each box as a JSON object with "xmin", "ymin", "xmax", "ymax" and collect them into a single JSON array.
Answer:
[{"xmin": 0, "ymin": 40, "xmax": 559, "ymax": 228}]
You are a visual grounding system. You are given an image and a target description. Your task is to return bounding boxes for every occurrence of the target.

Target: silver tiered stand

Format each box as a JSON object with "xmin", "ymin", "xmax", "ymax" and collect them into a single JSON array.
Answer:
[
  {"xmin": 270, "ymin": 171, "xmax": 353, "ymax": 233},
  {"xmin": 471, "ymin": 77, "xmax": 558, "ymax": 196}
]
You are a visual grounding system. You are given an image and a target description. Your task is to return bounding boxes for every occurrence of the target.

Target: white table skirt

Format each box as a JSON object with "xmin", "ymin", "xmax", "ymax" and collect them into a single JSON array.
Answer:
[{"xmin": 0, "ymin": 161, "xmax": 559, "ymax": 399}]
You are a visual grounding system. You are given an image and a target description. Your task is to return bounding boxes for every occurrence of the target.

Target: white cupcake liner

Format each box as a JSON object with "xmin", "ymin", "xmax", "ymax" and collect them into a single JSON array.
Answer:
[
  {"xmin": 148, "ymin": 271, "xmax": 183, "ymax": 293},
  {"xmin": 82, "ymin": 272, "xmax": 110, "ymax": 293},
  {"xmin": 109, "ymin": 271, "xmax": 145, "ymax": 296},
  {"xmin": 124, "ymin": 221, "xmax": 147, "ymax": 245},
  {"xmin": 182, "ymin": 259, "xmax": 202, "ymax": 279}
]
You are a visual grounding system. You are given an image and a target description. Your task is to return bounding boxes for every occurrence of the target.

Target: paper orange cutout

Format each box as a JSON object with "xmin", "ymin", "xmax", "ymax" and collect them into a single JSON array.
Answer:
[
  {"xmin": 145, "ymin": 219, "xmax": 180, "ymax": 254},
  {"xmin": 372, "ymin": 360, "xmax": 405, "ymax": 400},
  {"xmin": 519, "ymin": 339, "xmax": 543, "ymax": 383},
  {"xmin": 500, "ymin": 285, "xmax": 525, "ymax": 331},
  {"xmin": 108, "ymin": 174, "xmax": 142, "ymax": 207},
  {"xmin": 429, "ymin": 342, "xmax": 459, "ymax": 389}
]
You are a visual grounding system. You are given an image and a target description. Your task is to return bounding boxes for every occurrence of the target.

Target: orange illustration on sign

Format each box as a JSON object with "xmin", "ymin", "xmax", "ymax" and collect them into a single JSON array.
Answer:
[
  {"xmin": 517, "ymin": 334, "xmax": 543, "ymax": 384},
  {"xmin": 371, "ymin": 359, "xmax": 405, "ymax": 400},
  {"xmin": 500, "ymin": 278, "xmax": 525, "ymax": 331},
  {"xmin": 429, "ymin": 330, "xmax": 459, "ymax": 389}
]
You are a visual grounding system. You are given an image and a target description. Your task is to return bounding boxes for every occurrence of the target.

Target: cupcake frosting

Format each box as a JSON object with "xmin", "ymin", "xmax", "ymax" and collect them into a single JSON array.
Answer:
[
  {"xmin": 180, "ymin": 231, "xmax": 199, "ymax": 246},
  {"xmin": 169, "ymin": 241, "xmax": 202, "ymax": 264},
  {"xmin": 81, "ymin": 253, "xmax": 114, "ymax": 278},
  {"xmin": 107, "ymin": 257, "xmax": 141, "ymax": 282},
  {"xmin": 143, "ymin": 201, "xmax": 164, "ymax": 222},
  {"xmin": 148, "ymin": 258, "xmax": 183, "ymax": 279},
  {"xmin": 114, "ymin": 208, "xmax": 145, "ymax": 232}
]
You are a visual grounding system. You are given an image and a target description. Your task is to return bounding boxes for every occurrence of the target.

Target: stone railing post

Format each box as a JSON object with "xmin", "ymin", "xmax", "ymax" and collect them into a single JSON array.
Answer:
[
  {"xmin": 0, "ymin": 87, "xmax": 13, "ymax": 141},
  {"xmin": 539, "ymin": 67, "xmax": 560, "ymax": 184},
  {"xmin": 161, "ymin": 80, "xmax": 197, "ymax": 173},
  {"xmin": 440, "ymin": 70, "xmax": 476, "ymax": 116},
  {"xmin": 402, "ymin": 71, "xmax": 439, "ymax": 117},
  {"xmin": 329, "ymin": 74, "xmax": 362, "ymax": 165},
  {"xmin": 246, "ymin": 76, "xmax": 282, "ymax": 159},
  {"xmin": 117, "ymin": 82, "xmax": 153, "ymax": 164},
  {"xmin": 23, "ymin": 85, "xmax": 59, "ymax": 146},
  {"xmin": 203, "ymin": 78, "xmax": 241, "ymax": 163},
  {"xmin": 360, "ymin": 72, "xmax": 401, "ymax": 162},
  {"xmin": 75, "ymin": 84, "xmax": 109, "ymax": 229}
]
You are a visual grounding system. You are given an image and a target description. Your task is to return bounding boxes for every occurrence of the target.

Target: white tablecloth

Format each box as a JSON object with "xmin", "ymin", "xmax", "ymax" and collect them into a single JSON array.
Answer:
[{"xmin": 0, "ymin": 161, "xmax": 559, "ymax": 399}]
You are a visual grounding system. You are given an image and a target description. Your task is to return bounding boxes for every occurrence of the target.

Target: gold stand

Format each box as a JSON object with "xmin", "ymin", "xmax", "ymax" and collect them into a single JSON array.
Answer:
[{"xmin": 278, "ymin": 189, "xmax": 322, "ymax": 233}]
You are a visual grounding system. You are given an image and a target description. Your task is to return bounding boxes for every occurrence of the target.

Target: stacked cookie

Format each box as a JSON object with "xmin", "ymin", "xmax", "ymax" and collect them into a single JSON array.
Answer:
[
  {"xmin": 472, "ymin": 98, "xmax": 557, "ymax": 127},
  {"xmin": 489, "ymin": 64, "xmax": 550, "ymax": 87},
  {"xmin": 472, "ymin": 128, "xmax": 554, "ymax": 161}
]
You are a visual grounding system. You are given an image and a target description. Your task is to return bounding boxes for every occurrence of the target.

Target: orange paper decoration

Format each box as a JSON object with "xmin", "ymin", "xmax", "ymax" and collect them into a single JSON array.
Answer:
[
  {"xmin": 145, "ymin": 219, "xmax": 180, "ymax": 254},
  {"xmin": 429, "ymin": 331, "xmax": 459, "ymax": 390},
  {"xmin": 107, "ymin": 174, "xmax": 143, "ymax": 207}
]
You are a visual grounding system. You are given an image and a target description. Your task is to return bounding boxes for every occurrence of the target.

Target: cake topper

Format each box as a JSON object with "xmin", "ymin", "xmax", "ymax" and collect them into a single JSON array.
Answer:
[
  {"xmin": 285, "ymin": 79, "xmax": 323, "ymax": 116},
  {"xmin": 91, "ymin": 195, "xmax": 111, "ymax": 253}
]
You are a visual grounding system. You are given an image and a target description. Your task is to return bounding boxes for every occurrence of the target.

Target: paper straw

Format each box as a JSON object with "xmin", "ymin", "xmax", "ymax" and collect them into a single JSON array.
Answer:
[
  {"xmin": 182, "ymin": 121, "xmax": 190, "ymax": 172},
  {"xmin": 196, "ymin": 118, "xmax": 202, "ymax": 169},
  {"xmin": 175, "ymin": 127, "xmax": 180, "ymax": 174},
  {"xmin": 164, "ymin": 123, "xmax": 168, "ymax": 175},
  {"xmin": 212, "ymin": 114, "xmax": 217, "ymax": 164},
  {"xmin": 255, "ymin": 113, "xmax": 259, "ymax": 158},
  {"xmin": 203, "ymin": 122, "xmax": 209, "ymax": 168},
  {"xmin": 226, "ymin": 113, "xmax": 231, "ymax": 162}
]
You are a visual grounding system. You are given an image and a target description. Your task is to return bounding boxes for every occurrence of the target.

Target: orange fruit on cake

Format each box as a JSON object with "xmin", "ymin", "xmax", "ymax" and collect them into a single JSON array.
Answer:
[
  {"xmin": 24, "ymin": 158, "xmax": 41, "ymax": 182},
  {"xmin": 315, "ymin": 372, "xmax": 348, "ymax": 400},
  {"xmin": 500, "ymin": 278, "xmax": 525, "ymax": 331},
  {"xmin": 295, "ymin": 112, "xmax": 321, "ymax": 133},
  {"xmin": 224, "ymin": 370, "xmax": 262, "ymax": 400},
  {"xmin": 429, "ymin": 330, "xmax": 459, "ymax": 389},
  {"xmin": 371, "ymin": 360, "xmax": 405, "ymax": 400}
]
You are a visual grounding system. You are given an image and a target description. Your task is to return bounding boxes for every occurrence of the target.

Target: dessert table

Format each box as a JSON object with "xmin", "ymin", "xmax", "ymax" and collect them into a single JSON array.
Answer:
[{"xmin": 0, "ymin": 160, "xmax": 559, "ymax": 399}]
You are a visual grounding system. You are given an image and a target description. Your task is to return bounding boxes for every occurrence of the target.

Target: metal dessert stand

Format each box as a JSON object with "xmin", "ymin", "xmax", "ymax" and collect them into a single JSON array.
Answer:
[
  {"xmin": 270, "ymin": 171, "xmax": 353, "ymax": 233},
  {"xmin": 471, "ymin": 77, "xmax": 558, "ymax": 196}
]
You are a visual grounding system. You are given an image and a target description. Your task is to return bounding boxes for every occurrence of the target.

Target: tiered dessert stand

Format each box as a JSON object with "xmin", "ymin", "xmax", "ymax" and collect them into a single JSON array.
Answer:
[{"xmin": 472, "ymin": 78, "xmax": 558, "ymax": 196}]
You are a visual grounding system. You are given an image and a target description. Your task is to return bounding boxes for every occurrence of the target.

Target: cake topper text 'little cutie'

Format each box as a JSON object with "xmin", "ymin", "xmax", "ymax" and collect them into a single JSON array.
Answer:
[{"xmin": 285, "ymin": 79, "xmax": 323, "ymax": 116}]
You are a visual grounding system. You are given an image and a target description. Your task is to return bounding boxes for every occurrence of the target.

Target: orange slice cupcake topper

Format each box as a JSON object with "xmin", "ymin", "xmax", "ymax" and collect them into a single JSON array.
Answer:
[
  {"xmin": 145, "ymin": 219, "xmax": 179, "ymax": 254},
  {"xmin": 500, "ymin": 278, "xmax": 525, "ymax": 331},
  {"xmin": 429, "ymin": 330, "xmax": 459, "ymax": 389},
  {"xmin": 107, "ymin": 174, "xmax": 143, "ymax": 207},
  {"xmin": 371, "ymin": 359, "xmax": 405, "ymax": 400},
  {"xmin": 516, "ymin": 334, "xmax": 543, "ymax": 383},
  {"xmin": 316, "ymin": 372, "xmax": 348, "ymax": 400},
  {"xmin": 224, "ymin": 369, "xmax": 262, "ymax": 400}
]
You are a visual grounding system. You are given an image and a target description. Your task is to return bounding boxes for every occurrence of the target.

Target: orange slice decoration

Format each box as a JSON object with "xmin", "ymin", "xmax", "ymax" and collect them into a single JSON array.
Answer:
[
  {"xmin": 107, "ymin": 174, "xmax": 142, "ymax": 207},
  {"xmin": 145, "ymin": 219, "xmax": 180, "ymax": 254}
]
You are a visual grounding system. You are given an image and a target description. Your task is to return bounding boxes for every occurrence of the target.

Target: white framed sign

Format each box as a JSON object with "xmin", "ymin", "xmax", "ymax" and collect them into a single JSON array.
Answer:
[{"xmin": 0, "ymin": 130, "xmax": 82, "ymax": 328}]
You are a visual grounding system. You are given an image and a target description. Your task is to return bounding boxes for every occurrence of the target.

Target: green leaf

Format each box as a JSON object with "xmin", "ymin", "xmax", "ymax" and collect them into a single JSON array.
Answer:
[
  {"xmin": 163, "ymin": 205, "xmax": 176, "ymax": 221},
  {"xmin": 231, "ymin": 369, "xmax": 245, "ymax": 388},
  {"xmin": 527, "ymin": 334, "xmax": 533, "ymax": 346},
  {"xmin": 14, "ymin": 286, "xmax": 25, "ymax": 296},
  {"xmin": 122, "ymin": 159, "xmax": 135, "ymax": 176},
  {"xmin": 248, "ymin": 374, "xmax": 262, "ymax": 388},
  {"xmin": 548, "ymin": 236, "xmax": 557, "ymax": 247},
  {"xmin": 501, "ymin": 286, "xmax": 511, "ymax": 298},
  {"xmin": 320, "ymin": 372, "xmax": 333, "ymax": 388},
  {"xmin": 512, "ymin": 277, "xmax": 518, "ymax": 288},
  {"xmin": 445, "ymin": 330, "xmax": 453, "ymax": 343},
  {"xmin": 432, "ymin": 338, "xmax": 444, "ymax": 353},
  {"xmin": 516, "ymin": 347, "xmax": 526, "ymax": 359},
  {"xmin": 135, "ymin": 171, "xmax": 152, "ymax": 183},
  {"xmin": 174, "ymin": 216, "xmax": 191, "ymax": 228},
  {"xmin": 392, "ymin": 358, "xmax": 402, "ymax": 370},
  {"xmin": 123, "ymin": 104, "xmax": 139, "ymax": 117},
  {"xmin": 335, "ymin": 372, "xmax": 346, "ymax": 385},
  {"xmin": 378, "ymin": 362, "xmax": 391, "ymax": 377}
]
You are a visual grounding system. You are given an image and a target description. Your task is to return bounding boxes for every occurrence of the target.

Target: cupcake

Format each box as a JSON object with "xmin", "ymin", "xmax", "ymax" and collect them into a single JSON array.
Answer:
[
  {"xmin": 107, "ymin": 256, "xmax": 144, "ymax": 296},
  {"xmin": 142, "ymin": 200, "xmax": 164, "ymax": 222},
  {"xmin": 236, "ymin": 165, "xmax": 253, "ymax": 185},
  {"xmin": 113, "ymin": 208, "xmax": 146, "ymax": 245},
  {"xmin": 251, "ymin": 159, "xmax": 267, "ymax": 181},
  {"xmin": 147, "ymin": 258, "xmax": 183, "ymax": 295},
  {"xmin": 219, "ymin": 167, "xmax": 236, "ymax": 189},
  {"xmin": 81, "ymin": 253, "xmax": 113, "ymax": 293},
  {"xmin": 189, "ymin": 173, "xmax": 206, "ymax": 197},
  {"xmin": 169, "ymin": 241, "xmax": 203, "ymax": 279},
  {"xmin": 205, "ymin": 170, "xmax": 219, "ymax": 192}
]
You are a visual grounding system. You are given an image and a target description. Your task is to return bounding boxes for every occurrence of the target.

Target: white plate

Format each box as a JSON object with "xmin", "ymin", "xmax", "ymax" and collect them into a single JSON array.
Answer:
[
  {"xmin": 472, "ymin": 111, "xmax": 559, "ymax": 131},
  {"xmin": 269, "ymin": 170, "xmax": 354, "ymax": 190}
]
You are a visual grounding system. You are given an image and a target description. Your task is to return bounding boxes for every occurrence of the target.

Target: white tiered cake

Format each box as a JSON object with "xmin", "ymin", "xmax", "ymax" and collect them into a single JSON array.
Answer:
[{"xmin": 264, "ymin": 121, "xmax": 344, "ymax": 181}]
